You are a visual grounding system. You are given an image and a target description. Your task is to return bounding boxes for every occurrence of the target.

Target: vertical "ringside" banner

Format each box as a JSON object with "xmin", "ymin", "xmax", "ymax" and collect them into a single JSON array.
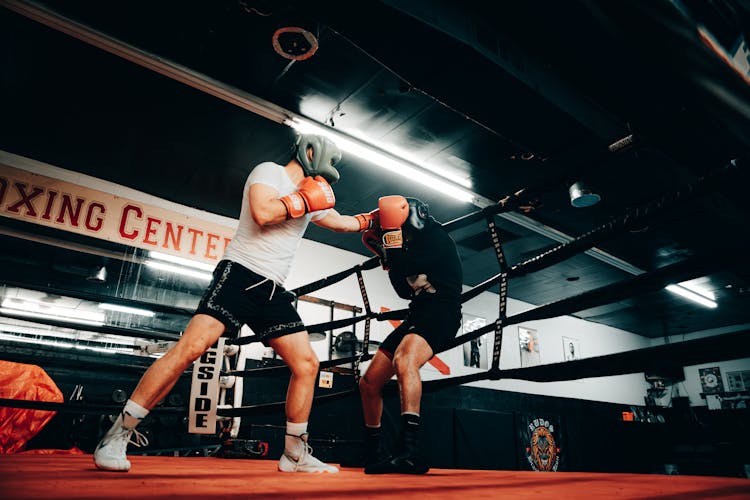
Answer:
[{"xmin": 189, "ymin": 338, "xmax": 225, "ymax": 434}]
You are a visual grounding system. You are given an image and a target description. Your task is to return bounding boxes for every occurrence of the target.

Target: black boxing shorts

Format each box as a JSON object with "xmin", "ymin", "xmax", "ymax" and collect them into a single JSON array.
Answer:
[
  {"xmin": 195, "ymin": 260, "xmax": 304, "ymax": 345},
  {"xmin": 379, "ymin": 302, "xmax": 461, "ymax": 359}
]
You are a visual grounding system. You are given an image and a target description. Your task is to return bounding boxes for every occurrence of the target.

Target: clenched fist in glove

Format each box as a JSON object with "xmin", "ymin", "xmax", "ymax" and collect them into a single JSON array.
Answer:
[
  {"xmin": 354, "ymin": 209, "xmax": 379, "ymax": 232},
  {"xmin": 280, "ymin": 176, "xmax": 336, "ymax": 219}
]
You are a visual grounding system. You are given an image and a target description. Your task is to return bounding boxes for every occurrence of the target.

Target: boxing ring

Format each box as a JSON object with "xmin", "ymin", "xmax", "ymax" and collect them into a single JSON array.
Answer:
[
  {"xmin": 1, "ymin": 156, "xmax": 749, "ymax": 498},
  {"xmin": 1, "ymin": 0, "xmax": 750, "ymax": 496}
]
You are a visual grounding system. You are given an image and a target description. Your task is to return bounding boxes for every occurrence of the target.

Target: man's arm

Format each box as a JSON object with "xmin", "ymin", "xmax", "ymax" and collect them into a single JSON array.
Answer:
[
  {"xmin": 312, "ymin": 209, "xmax": 364, "ymax": 233},
  {"xmin": 248, "ymin": 182, "xmax": 289, "ymax": 226}
]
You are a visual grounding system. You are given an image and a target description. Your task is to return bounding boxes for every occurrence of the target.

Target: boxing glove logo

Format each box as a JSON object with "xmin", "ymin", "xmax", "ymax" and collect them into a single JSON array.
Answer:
[
  {"xmin": 382, "ymin": 229, "xmax": 403, "ymax": 249},
  {"xmin": 316, "ymin": 179, "xmax": 335, "ymax": 205}
]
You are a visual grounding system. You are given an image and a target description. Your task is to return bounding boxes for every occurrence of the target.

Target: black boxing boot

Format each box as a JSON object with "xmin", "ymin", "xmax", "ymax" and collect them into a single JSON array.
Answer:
[
  {"xmin": 364, "ymin": 425, "xmax": 385, "ymax": 467},
  {"xmin": 365, "ymin": 413, "xmax": 429, "ymax": 474}
]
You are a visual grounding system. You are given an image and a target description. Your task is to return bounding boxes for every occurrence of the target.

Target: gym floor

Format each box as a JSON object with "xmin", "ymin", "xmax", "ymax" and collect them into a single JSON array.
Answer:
[{"xmin": 2, "ymin": 454, "xmax": 749, "ymax": 499}]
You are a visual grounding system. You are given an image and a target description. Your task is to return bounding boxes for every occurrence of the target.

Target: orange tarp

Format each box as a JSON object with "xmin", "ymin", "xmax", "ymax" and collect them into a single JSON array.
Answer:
[{"xmin": 0, "ymin": 360, "xmax": 63, "ymax": 454}]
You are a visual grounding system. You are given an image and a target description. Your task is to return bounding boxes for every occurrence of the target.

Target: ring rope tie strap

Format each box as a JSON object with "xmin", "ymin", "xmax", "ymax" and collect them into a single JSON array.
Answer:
[
  {"xmin": 352, "ymin": 269, "xmax": 372, "ymax": 384},
  {"xmin": 486, "ymin": 216, "xmax": 509, "ymax": 373}
]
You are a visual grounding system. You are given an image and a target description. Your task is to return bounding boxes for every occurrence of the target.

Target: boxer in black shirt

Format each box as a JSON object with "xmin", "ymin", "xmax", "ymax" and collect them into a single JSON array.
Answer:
[{"xmin": 359, "ymin": 196, "xmax": 463, "ymax": 474}]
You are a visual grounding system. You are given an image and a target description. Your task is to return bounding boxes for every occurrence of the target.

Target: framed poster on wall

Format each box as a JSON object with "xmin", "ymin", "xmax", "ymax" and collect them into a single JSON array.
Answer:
[
  {"xmin": 518, "ymin": 326, "xmax": 540, "ymax": 367},
  {"xmin": 462, "ymin": 314, "xmax": 487, "ymax": 369},
  {"xmin": 562, "ymin": 336, "xmax": 580, "ymax": 361}
]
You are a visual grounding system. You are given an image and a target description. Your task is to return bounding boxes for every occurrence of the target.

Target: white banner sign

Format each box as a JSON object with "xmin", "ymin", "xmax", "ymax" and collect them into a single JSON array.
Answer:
[{"xmin": 0, "ymin": 162, "xmax": 235, "ymax": 265}]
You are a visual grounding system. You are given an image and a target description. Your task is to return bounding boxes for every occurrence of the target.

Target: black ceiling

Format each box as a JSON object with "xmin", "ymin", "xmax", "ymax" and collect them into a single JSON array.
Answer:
[{"xmin": 1, "ymin": 0, "xmax": 749, "ymax": 338}]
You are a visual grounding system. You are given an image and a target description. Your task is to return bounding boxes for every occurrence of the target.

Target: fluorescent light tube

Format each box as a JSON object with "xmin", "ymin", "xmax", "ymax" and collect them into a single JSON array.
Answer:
[
  {"xmin": 675, "ymin": 281, "xmax": 715, "ymax": 300},
  {"xmin": 666, "ymin": 285, "xmax": 717, "ymax": 308},
  {"xmin": 1, "ymin": 298, "xmax": 106, "ymax": 325},
  {"xmin": 145, "ymin": 260, "xmax": 213, "ymax": 281},
  {"xmin": 287, "ymin": 118, "xmax": 476, "ymax": 203},
  {"xmin": 99, "ymin": 303, "xmax": 155, "ymax": 318},
  {"xmin": 148, "ymin": 251, "xmax": 216, "ymax": 272}
]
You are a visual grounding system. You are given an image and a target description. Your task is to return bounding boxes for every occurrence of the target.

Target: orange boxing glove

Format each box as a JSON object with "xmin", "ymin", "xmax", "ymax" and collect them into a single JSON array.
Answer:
[
  {"xmin": 281, "ymin": 176, "xmax": 336, "ymax": 219},
  {"xmin": 378, "ymin": 195, "xmax": 409, "ymax": 230},
  {"xmin": 354, "ymin": 209, "xmax": 379, "ymax": 231}
]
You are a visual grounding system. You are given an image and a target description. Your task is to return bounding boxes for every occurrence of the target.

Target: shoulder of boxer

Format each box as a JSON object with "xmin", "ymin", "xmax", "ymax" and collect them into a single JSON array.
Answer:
[{"xmin": 248, "ymin": 161, "xmax": 284, "ymax": 183}]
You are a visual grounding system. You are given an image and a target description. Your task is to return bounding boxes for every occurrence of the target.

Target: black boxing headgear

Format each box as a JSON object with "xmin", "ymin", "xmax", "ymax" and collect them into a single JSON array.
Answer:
[
  {"xmin": 403, "ymin": 197, "xmax": 430, "ymax": 232},
  {"xmin": 295, "ymin": 134, "xmax": 342, "ymax": 184}
]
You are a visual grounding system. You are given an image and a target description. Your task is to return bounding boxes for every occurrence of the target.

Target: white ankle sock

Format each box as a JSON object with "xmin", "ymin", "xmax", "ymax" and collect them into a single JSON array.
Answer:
[
  {"xmin": 122, "ymin": 399, "xmax": 149, "ymax": 428},
  {"xmin": 285, "ymin": 421, "xmax": 308, "ymax": 460}
]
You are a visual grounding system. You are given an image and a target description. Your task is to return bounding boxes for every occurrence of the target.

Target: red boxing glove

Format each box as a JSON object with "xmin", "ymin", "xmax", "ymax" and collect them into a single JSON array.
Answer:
[
  {"xmin": 354, "ymin": 209, "xmax": 379, "ymax": 231},
  {"xmin": 281, "ymin": 176, "xmax": 336, "ymax": 219},
  {"xmin": 378, "ymin": 195, "xmax": 409, "ymax": 230}
]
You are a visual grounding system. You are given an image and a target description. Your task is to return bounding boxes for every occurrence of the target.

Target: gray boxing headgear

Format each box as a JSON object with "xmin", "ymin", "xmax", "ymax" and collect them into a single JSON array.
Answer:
[
  {"xmin": 403, "ymin": 197, "xmax": 430, "ymax": 233},
  {"xmin": 295, "ymin": 134, "xmax": 342, "ymax": 184}
]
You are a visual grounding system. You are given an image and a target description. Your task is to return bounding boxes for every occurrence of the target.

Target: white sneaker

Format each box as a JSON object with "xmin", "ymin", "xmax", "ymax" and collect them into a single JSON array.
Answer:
[
  {"xmin": 278, "ymin": 434, "xmax": 339, "ymax": 473},
  {"xmin": 93, "ymin": 414, "xmax": 149, "ymax": 472}
]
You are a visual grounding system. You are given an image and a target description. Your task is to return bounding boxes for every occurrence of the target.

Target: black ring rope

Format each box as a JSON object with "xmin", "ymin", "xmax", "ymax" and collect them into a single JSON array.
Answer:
[
  {"xmin": 290, "ymin": 258, "xmax": 380, "ymax": 297},
  {"xmin": 217, "ymin": 389, "xmax": 356, "ymax": 417},
  {"xmin": 222, "ymin": 229, "xmax": 734, "ymax": 378},
  {"xmin": 459, "ymin": 157, "xmax": 740, "ymax": 304},
  {"xmin": 0, "ymin": 398, "xmax": 185, "ymax": 415},
  {"xmin": 1, "ymin": 159, "xmax": 742, "ymax": 417},
  {"xmin": 226, "ymin": 313, "xmax": 377, "ymax": 346},
  {"xmin": 224, "ymin": 158, "xmax": 740, "ymax": 373},
  {"xmin": 5, "ymin": 327, "xmax": 748, "ymax": 416},
  {"xmin": 438, "ymin": 249, "xmax": 742, "ymax": 356},
  {"xmin": 224, "ymin": 352, "xmax": 374, "ymax": 378}
]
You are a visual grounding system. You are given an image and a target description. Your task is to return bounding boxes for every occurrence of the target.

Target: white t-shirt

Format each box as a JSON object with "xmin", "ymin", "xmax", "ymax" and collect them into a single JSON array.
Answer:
[{"xmin": 223, "ymin": 162, "xmax": 329, "ymax": 284}]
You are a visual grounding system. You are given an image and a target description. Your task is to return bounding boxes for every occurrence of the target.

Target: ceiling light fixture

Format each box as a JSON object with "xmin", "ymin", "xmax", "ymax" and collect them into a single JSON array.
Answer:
[
  {"xmin": 0, "ymin": 299, "xmax": 106, "ymax": 326},
  {"xmin": 148, "ymin": 251, "xmax": 216, "ymax": 272},
  {"xmin": 98, "ymin": 303, "xmax": 156, "ymax": 318},
  {"xmin": 286, "ymin": 117, "xmax": 476, "ymax": 203},
  {"xmin": 569, "ymin": 181, "xmax": 601, "ymax": 208},
  {"xmin": 675, "ymin": 281, "xmax": 716, "ymax": 300},
  {"xmin": 87, "ymin": 266, "xmax": 107, "ymax": 283},
  {"xmin": 144, "ymin": 260, "xmax": 213, "ymax": 281},
  {"xmin": 665, "ymin": 284, "xmax": 717, "ymax": 308}
]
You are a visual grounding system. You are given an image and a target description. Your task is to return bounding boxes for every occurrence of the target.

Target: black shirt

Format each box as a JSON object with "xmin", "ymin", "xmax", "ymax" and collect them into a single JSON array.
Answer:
[{"xmin": 387, "ymin": 219, "xmax": 463, "ymax": 309}]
